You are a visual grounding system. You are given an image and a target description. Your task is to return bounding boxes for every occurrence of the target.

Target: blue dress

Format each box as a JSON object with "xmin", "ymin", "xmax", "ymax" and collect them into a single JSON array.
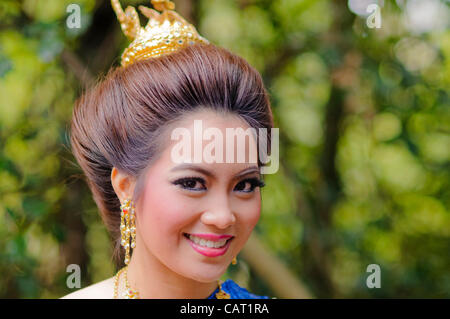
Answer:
[{"xmin": 207, "ymin": 279, "xmax": 270, "ymax": 299}]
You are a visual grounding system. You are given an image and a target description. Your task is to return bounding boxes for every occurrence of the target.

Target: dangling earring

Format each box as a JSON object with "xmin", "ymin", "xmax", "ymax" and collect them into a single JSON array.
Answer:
[
  {"xmin": 232, "ymin": 256, "xmax": 237, "ymax": 265},
  {"xmin": 120, "ymin": 198, "xmax": 136, "ymax": 265}
]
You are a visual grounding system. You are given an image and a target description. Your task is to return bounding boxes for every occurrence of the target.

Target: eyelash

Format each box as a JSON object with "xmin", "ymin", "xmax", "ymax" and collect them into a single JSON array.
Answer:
[{"xmin": 172, "ymin": 176, "xmax": 265, "ymax": 193}]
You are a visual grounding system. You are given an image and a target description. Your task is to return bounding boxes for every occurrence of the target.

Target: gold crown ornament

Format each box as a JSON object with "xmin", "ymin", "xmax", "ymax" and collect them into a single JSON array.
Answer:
[{"xmin": 111, "ymin": 0, "xmax": 210, "ymax": 67}]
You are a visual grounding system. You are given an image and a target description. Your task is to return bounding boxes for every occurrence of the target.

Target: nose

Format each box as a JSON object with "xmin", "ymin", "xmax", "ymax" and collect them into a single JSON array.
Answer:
[{"xmin": 200, "ymin": 198, "xmax": 236, "ymax": 230}]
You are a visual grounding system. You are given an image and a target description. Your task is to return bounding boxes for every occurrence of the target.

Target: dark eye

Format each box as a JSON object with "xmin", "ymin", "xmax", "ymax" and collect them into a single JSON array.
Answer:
[
  {"xmin": 172, "ymin": 177, "xmax": 206, "ymax": 191},
  {"xmin": 234, "ymin": 178, "xmax": 265, "ymax": 193}
]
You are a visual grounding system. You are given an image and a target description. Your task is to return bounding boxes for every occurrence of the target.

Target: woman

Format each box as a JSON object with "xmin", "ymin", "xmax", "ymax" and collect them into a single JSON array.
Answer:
[{"xmin": 62, "ymin": 0, "xmax": 274, "ymax": 299}]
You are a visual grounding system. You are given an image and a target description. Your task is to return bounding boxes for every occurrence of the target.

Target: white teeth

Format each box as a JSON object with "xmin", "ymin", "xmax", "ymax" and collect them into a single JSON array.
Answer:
[{"xmin": 188, "ymin": 234, "xmax": 228, "ymax": 248}]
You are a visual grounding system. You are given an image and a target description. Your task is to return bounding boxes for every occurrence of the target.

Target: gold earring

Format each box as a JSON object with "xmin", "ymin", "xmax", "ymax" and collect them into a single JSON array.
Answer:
[
  {"xmin": 120, "ymin": 198, "xmax": 136, "ymax": 265},
  {"xmin": 232, "ymin": 256, "xmax": 237, "ymax": 265}
]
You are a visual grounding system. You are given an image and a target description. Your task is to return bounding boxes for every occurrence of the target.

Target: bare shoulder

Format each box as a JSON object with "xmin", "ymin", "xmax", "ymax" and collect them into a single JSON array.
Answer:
[{"xmin": 60, "ymin": 276, "xmax": 115, "ymax": 299}]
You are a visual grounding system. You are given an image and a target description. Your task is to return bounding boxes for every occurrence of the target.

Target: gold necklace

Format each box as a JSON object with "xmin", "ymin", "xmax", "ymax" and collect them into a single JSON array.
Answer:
[
  {"xmin": 113, "ymin": 266, "xmax": 139, "ymax": 299},
  {"xmin": 215, "ymin": 279, "xmax": 231, "ymax": 299},
  {"xmin": 113, "ymin": 266, "xmax": 230, "ymax": 299}
]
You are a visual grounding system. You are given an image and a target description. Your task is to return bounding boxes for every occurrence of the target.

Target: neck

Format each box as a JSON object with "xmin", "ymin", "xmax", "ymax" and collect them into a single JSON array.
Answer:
[{"xmin": 124, "ymin": 240, "xmax": 219, "ymax": 299}]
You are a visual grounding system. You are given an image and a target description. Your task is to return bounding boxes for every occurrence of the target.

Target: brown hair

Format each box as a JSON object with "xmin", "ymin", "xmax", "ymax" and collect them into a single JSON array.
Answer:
[{"xmin": 70, "ymin": 43, "xmax": 273, "ymax": 264}]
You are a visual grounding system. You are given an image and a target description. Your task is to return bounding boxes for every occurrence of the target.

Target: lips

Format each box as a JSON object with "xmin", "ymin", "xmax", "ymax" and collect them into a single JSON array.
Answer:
[
  {"xmin": 183, "ymin": 233, "xmax": 234, "ymax": 257},
  {"xmin": 186, "ymin": 233, "xmax": 234, "ymax": 241}
]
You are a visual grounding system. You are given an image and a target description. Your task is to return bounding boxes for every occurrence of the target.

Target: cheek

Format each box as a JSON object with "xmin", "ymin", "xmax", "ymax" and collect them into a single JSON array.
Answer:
[
  {"xmin": 236, "ymin": 195, "xmax": 261, "ymax": 232},
  {"xmin": 137, "ymin": 183, "xmax": 191, "ymax": 245}
]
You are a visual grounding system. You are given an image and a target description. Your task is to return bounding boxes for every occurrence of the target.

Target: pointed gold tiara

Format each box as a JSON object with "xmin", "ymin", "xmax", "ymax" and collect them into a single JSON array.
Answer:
[{"xmin": 111, "ymin": 0, "xmax": 210, "ymax": 67}]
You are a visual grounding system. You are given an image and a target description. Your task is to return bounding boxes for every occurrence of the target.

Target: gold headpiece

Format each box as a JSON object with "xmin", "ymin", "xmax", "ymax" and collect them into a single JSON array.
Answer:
[{"xmin": 111, "ymin": 0, "xmax": 209, "ymax": 67}]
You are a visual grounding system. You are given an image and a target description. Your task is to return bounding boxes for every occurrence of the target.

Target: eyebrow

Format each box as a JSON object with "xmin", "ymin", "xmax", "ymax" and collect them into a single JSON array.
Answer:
[{"xmin": 170, "ymin": 164, "xmax": 260, "ymax": 179}]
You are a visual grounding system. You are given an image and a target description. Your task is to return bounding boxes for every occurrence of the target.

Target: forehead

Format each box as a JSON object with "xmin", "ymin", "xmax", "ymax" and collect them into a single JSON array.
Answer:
[{"xmin": 155, "ymin": 108, "xmax": 259, "ymax": 176}]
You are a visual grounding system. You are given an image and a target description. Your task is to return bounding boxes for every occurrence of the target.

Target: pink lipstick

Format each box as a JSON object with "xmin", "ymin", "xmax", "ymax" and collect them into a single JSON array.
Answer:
[
  {"xmin": 183, "ymin": 233, "xmax": 234, "ymax": 257},
  {"xmin": 189, "ymin": 233, "xmax": 233, "ymax": 241}
]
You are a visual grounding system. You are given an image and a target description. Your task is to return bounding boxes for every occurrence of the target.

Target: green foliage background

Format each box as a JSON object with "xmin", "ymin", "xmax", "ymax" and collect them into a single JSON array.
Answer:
[{"xmin": 0, "ymin": 0, "xmax": 449, "ymax": 298}]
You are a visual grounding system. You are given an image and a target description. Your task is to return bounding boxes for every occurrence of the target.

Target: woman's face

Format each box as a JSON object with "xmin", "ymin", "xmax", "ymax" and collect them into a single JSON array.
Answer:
[{"xmin": 135, "ymin": 109, "xmax": 263, "ymax": 282}]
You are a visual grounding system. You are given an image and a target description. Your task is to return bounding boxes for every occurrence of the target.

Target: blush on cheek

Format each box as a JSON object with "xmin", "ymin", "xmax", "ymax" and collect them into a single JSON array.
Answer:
[
  {"xmin": 238, "ymin": 198, "xmax": 261, "ymax": 233},
  {"xmin": 248, "ymin": 209, "xmax": 261, "ymax": 230},
  {"xmin": 139, "ymin": 180, "xmax": 195, "ymax": 243}
]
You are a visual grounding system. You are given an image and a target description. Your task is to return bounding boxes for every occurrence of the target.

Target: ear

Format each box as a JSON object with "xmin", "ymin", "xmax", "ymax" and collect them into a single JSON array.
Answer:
[{"xmin": 111, "ymin": 167, "xmax": 136, "ymax": 203}]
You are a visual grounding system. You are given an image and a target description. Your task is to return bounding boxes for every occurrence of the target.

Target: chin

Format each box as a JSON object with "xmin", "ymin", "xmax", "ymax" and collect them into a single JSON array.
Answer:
[{"xmin": 182, "ymin": 264, "xmax": 227, "ymax": 283}]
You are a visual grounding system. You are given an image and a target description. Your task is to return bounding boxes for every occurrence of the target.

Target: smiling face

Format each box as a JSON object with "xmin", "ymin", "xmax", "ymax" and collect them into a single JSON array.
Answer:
[{"xmin": 133, "ymin": 108, "xmax": 263, "ymax": 283}]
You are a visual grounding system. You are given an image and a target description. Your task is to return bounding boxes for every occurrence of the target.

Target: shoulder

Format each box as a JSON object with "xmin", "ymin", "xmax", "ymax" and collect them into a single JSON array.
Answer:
[
  {"xmin": 60, "ymin": 276, "xmax": 115, "ymax": 299},
  {"xmin": 222, "ymin": 279, "xmax": 270, "ymax": 299}
]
